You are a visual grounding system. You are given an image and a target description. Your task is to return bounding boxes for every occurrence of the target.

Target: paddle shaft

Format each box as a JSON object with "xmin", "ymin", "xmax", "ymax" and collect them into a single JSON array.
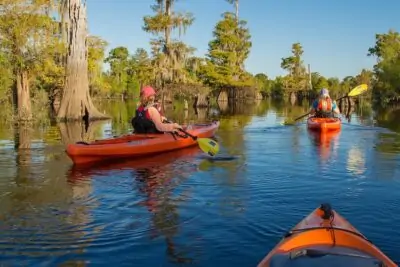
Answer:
[
  {"xmin": 163, "ymin": 119, "xmax": 198, "ymax": 141},
  {"xmin": 164, "ymin": 120, "xmax": 219, "ymax": 156}
]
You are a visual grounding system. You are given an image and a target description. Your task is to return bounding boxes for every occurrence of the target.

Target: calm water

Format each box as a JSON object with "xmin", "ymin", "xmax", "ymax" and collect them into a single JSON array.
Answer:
[{"xmin": 0, "ymin": 99, "xmax": 400, "ymax": 266}]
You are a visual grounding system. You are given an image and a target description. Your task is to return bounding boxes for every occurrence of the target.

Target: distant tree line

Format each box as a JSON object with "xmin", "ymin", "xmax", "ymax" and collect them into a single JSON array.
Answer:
[{"xmin": 0, "ymin": 0, "xmax": 398, "ymax": 123}]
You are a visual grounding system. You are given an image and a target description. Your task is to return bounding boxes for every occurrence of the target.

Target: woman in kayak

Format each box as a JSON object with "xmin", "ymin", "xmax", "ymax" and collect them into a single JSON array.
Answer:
[
  {"xmin": 310, "ymin": 88, "xmax": 341, "ymax": 118},
  {"xmin": 132, "ymin": 85, "xmax": 182, "ymax": 134}
]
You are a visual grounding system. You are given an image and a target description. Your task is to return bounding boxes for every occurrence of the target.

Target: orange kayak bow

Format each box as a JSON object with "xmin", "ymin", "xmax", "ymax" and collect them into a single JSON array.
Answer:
[
  {"xmin": 258, "ymin": 203, "xmax": 397, "ymax": 267},
  {"xmin": 307, "ymin": 117, "xmax": 341, "ymax": 132}
]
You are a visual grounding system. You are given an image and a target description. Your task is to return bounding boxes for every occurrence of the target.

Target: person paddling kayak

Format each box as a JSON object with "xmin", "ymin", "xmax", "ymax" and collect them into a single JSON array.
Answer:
[
  {"xmin": 131, "ymin": 85, "xmax": 182, "ymax": 134},
  {"xmin": 310, "ymin": 88, "xmax": 341, "ymax": 118}
]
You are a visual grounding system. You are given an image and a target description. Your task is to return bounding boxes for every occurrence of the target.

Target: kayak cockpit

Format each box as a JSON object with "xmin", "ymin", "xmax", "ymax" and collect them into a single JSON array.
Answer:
[{"xmin": 269, "ymin": 245, "xmax": 384, "ymax": 267}]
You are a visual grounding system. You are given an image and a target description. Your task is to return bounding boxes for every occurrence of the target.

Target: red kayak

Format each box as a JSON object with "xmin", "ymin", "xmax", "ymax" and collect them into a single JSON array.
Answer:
[
  {"xmin": 258, "ymin": 203, "xmax": 397, "ymax": 267},
  {"xmin": 66, "ymin": 121, "xmax": 219, "ymax": 165}
]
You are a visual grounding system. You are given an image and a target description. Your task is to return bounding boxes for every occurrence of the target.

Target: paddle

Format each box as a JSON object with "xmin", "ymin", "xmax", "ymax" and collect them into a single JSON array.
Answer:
[
  {"xmin": 282, "ymin": 84, "xmax": 369, "ymax": 126},
  {"xmin": 164, "ymin": 119, "xmax": 220, "ymax": 156},
  {"xmin": 178, "ymin": 128, "xmax": 220, "ymax": 157}
]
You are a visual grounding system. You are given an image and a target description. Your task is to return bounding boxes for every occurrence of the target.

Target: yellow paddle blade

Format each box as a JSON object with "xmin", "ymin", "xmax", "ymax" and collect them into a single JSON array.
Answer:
[
  {"xmin": 198, "ymin": 138, "xmax": 219, "ymax": 156},
  {"xmin": 348, "ymin": 84, "xmax": 368, "ymax": 97}
]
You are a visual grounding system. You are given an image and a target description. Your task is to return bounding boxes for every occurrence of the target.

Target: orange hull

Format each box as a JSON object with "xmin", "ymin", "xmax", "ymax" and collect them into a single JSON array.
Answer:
[
  {"xmin": 66, "ymin": 121, "xmax": 220, "ymax": 165},
  {"xmin": 307, "ymin": 117, "xmax": 341, "ymax": 132},
  {"xmin": 258, "ymin": 203, "xmax": 397, "ymax": 267}
]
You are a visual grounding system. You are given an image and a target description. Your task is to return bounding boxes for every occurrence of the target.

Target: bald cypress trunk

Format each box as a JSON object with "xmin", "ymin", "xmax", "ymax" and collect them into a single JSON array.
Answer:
[
  {"xmin": 57, "ymin": 0, "xmax": 108, "ymax": 122},
  {"xmin": 16, "ymin": 70, "xmax": 32, "ymax": 121}
]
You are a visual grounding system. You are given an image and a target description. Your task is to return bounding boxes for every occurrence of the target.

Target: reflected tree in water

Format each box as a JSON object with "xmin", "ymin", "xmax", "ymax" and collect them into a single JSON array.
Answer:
[
  {"xmin": 68, "ymin": 148, "xmax": 201, "ymax": 264},
  {"xmin": 371, "ymin": 132, "xmax": 400, "ymax": 180},
  {"xmin": 0, "ymin": 127, "xmax": 99, "ymax": 264},
  {"xmin": 58, "ymin": 120, "xmax": 106, "ymax": 145},
  {"xmin": 134, "ymin": 163, "xmax": 196, "ymax": 264},
  {"xmin": 273, "ymin": 99, "xmax": 310, "ymax": 123},
  {"xmin": 14, "ymin": 124, "xmax": 32, "ymax": 185},
  {"xmin": 129, "ymin": 150, "xmax": 202, "ymax": 264},
  {"xmin": 95, "ymin": 99, "xmax": 135, "ymax": 135},
  {"xmin": 375, "ymin": 107, "xmax": 400, "ymax": 133}
]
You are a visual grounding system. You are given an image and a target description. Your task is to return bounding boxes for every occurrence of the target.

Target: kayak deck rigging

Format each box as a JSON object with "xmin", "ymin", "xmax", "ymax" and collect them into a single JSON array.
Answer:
[{"xmin": 257, "ymin": 203, "xmax": 397, "ymax": 267}]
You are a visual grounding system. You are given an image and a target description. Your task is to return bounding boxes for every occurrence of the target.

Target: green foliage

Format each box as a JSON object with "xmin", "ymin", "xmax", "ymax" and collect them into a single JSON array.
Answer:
[
  {"xmin": 368, "ymin": 30, "xmax": 400, "ymax": 105},
  {"xmin": 0, "ymin": 0, "xmax": 60, "ymax": 73},
  {"xmin": 104, "ymin": 46, "xmax": 130, "ymax": 94},
  {"xmin": 0, "ymin": 52, "xmax": 13, "ymax": 101},
  {"xmin": 0, "ymin": 0, "xmax": 65, "ymax": 120},
  {"xmin": 143, "ymin": 0, "xmax": 194, "ymax": 39},
  {"xmin": 143, "ymin": 0, "xmax": 196, "ymax": 89},
  {"xmin": 270, "ymin": 42, "xmax": 375, "ymax": 99},
  {"xmin": 101, "ymin": 46, "xmax": 155, "ymax": 98},
  {"xmin": 131, "ymin": 48, "xmax": 152, "ymax": 87},
  {"xmin": 311, "ymin": 72, "xmax": 329, "ymax": 93},
  {"xmin": 254, "ymin": 73, "xmax": 270, "ymax": 95},
  {"xmin": 200, "ymin": 12, "xmax": 252, "ymax": 89},
  {"xmin": 0, "ymin": 0, "xmax": 399, "ymax": 121},
  {"xmin": 280, "ymin": 43, "xmax": 308, "ymax": 92},
  {"xmin": 270, "ymin": 76, "xmax": 284, "ymax": 98},
  {"xmin": 88, "ymin": 36, "xmax": 109, "ymax": 95}
]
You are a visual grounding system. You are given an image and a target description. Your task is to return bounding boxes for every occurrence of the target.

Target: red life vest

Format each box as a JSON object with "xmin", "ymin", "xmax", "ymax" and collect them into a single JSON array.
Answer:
[{"xmin": 317, "ymin": 98, "xmax": 333, "ymax": 112}]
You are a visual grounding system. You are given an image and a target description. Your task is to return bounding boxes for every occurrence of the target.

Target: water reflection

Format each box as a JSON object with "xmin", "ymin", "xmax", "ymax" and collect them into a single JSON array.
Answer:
[
  {"xmin": 68, "ymin": 147, "xmax": 202, "ymax": 264},
  {"xmin": 0, "ymin": 138, "xmax": 97, "ymax": 265},
  {"xmin": 371, "ymin": 132, "xmax": 400, "ymax": 180},
  {"xmin": 308, "ymin": 129, "xmax": 341, "ymax": 163},
  {"xmin": 375, "ymin": 132, "xmax": 400, "ymax": 155},
  {"xmin": 58, "ymin": 121, "xmax": 107, "ymax": 145},
  {"xmin": 347, "ymin": 146, "xmax": 366, "ymax": 176},
  {"xmin": 272, "ymin": 99, "xmax": 309, "ymax": 122},
  {"xmin": 14, "ymin": 125, "xmax": 32, "ymax": 187},
  {"xmin": 0, "ymin": 98, "xmax": 400, "ymax": 265},
  {"xmin": 375, "ymin": 107, "xmax": 400, "ymax": 133},
  {"xmin": 197, "ymin": 156, "xmax": 239, "ymax": 172}
]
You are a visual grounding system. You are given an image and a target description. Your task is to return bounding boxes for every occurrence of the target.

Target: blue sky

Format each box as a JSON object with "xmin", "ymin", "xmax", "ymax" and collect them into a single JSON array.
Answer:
[{"xmin": 86, "ymin": 0, "xmax": 400, "ymax": 80}]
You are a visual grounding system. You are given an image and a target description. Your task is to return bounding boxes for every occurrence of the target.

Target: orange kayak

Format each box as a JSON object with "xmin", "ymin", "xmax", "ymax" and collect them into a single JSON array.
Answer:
[
  {"xmin": 258, "ymin": 203, "xmax": 397, "ymax": 267},
  {"xmin": 307, "ymin": 117, "xmax": 341, "ymax": 132},
  {"xmin": 66, "ymin": 121, "xmax": 220, "ymax": 165}
]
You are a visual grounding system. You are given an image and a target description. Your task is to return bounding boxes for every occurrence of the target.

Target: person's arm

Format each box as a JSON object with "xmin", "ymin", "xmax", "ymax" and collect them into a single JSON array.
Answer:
[
  {"xmin": 309, "ymin": 100, "xmax": 317, "ymax": 115},
  {"xmin": 147, "ymin": 107, "xmax": 181, "ymax": 132},
  {"xmin": 332, "ymin": 101, "xmax": 340, "ymax": 114}
]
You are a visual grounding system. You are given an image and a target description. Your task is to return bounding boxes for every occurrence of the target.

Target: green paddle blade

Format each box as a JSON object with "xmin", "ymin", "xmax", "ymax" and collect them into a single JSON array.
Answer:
[
  {"xmin": 348, "ymin": 84, "xmax": 368, "ymax": 97},
  {"xmin": 198, "ymin": 138, "xmax": 219, "ymax": 156}
]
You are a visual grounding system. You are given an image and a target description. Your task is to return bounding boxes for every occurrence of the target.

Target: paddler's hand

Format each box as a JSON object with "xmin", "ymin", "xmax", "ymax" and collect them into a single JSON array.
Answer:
[{"xmin": 172, "ymin": 123, "xmax": 183, "ymax": 133}]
